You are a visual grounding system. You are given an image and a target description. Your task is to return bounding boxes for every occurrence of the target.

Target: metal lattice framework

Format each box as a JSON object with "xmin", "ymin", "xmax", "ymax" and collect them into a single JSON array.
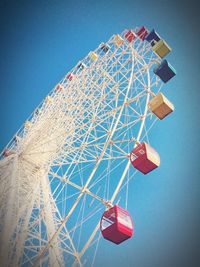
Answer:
[{"xmin": 0, "ymin": 27, "xmax": 164, "ymax": 267}]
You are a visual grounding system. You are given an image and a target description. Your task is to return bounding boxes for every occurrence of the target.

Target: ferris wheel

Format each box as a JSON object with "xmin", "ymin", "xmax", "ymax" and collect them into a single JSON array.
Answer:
[{"xmin": 0, "ymin": 26, "xmax": 176, "ymax": 267}]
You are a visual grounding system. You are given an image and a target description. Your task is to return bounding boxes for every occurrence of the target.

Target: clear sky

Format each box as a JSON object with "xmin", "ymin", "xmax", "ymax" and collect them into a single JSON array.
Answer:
[{"xmin": 0, "ymin": 0, "xmax": 200, "ymax": 266}]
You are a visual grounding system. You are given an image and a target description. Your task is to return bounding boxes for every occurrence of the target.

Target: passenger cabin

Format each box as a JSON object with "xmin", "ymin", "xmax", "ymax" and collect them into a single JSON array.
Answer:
[
  {"xmin": 89, "ymin": 51, "xmax": 98, "ymax": 61},
  {"xmin": 100, "ymin": 205, "xmax": 134, "ymax": 244},
  {"xmin": 136, "ymin": 26, "xmax": 149, "ymax": 40},
  {"xmin": 77, "ymin": 62, "xmax": 86, "ymax": 71},
  {"xmin": 56, "ymin": 84, "xmax": 64, "ymax": 92},
  {"xmin": 149, "ymin": 93, "xmax": 174, "ymax": 120},
  {"xmin": 114, "ymin": 34, "xmax": 124, "ymax": 46},
  {"xmin": 152, "ymin": 39, "xmax": 171, "ymax": 58},
  {"xmin": 100, "ymin": 43, "xmax": 110, "ymax": 53},
  {"xmin": 45, "ymin": 96, "xmax": 53, "ymax": 104},
  {"xmin": 125, "ymin": 30, "xmax": 136, "ymax": 42},
  {"xmin": 130, "ymin": 142, "xmax": 160, "ymax": 174},
  {"xmin": 66, "ymin": 73, "xmax": 74, "ymax": 81},
  {"xmin": 24, "ymin": 121, "xmax": 32, "ymax": 129},
  {"xmin": 3, "ymin": 149, "xmax": 11, "ymax": 157},
  {"xmin": 35, "ymin": 108, "xmax": 40, "ymax": 115},
  {"xmin": 154, "ymin": 59, "xmax": 176, "ymax": 83},
  {"xmin": 145, "ymin": 29, "xmax": 161, "ymax": 46}
]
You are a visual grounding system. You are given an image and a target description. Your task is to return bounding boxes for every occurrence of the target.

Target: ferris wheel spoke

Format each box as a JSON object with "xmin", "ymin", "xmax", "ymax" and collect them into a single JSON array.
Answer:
[{"xmin": 54, "ymin": 94, "xmax": 147, "ymax": 168}]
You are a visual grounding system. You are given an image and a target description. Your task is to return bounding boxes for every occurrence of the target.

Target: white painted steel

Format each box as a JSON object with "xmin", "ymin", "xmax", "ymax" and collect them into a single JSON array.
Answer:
[{"xmin": 0, "ymin": 27, "xmax": 162, "ymax": 267}]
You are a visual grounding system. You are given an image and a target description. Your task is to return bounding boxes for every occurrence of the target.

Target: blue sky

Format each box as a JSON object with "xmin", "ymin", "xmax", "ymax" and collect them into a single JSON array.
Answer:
[{"xmin": 0, "ymin": 0, "xmax": 200, "ymax": 266}]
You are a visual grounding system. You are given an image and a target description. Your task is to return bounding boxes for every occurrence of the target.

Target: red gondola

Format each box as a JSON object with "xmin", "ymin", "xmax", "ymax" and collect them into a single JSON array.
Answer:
[
  {"xmin": 3, "ymin": 149, "xmax": 12, "ymax": 157},
  {"xmin": 56, "ymin": 84, "xmax": 64, "ymax": 92},
  {"xmin": 130, "ymin": 142, "xmax": 160, "ymax": 174},
  {"xmin": 125, "ymin": 30, "xmax": 136, "ymax": 43},
  {"xmin": 66, "ymin": 73, "xmax": 74, "ymax": 81},
  {"xmin": 136, "ymin": 26, "xmax": 149, "ymax": 41},
  {"xmin": 100, "ymin": 205, "xmax": 134, "ymax": 244}
]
